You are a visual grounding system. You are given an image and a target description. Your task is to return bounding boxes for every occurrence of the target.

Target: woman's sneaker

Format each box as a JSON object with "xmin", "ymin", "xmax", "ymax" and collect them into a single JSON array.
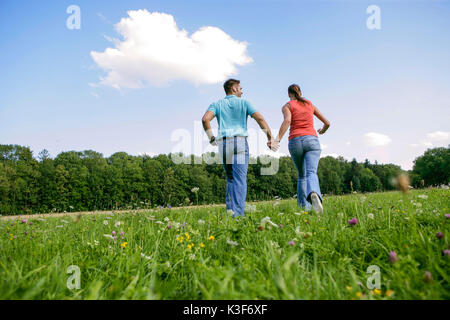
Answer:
[{"xmin": 311, "ymin": 192, "xmax": 323, "ymax": 214}]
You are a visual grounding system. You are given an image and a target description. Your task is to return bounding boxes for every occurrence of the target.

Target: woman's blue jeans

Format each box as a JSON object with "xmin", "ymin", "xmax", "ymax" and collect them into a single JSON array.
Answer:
[
  {"xmin": 288, "ymin": 135, "xmax": 323, "ymax": 210},
  {"xmin": 218, "ymin": 136, "xmax": 249, "ymax": 218}
]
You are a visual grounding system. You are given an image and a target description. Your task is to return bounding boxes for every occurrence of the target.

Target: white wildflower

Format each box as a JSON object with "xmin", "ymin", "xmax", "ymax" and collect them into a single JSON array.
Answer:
[
  {"xmin": 260, "ymin": 216, "xmax": 279, "ymax": 228},
  {"xmin": 61, "ymin": 219, "xmax": 69, "ymax": 224},
  {"xmin": 269, "ymin": 240, "xmax": 280, "ymax": 248},
  {"xmin": 55, "ymin": 225, "xmax": 64, "ymax": 228},
  {"xmin": 164, "ymin": 217, "xmax": 170, "ymax": 222},
  {"xmin": 155, "ymin": 221, "xmax": 163, "ymax": 224},
  {"xmin": 226, "ymin": 239, "xmax": 239, "ymax": 246},
  {"xmin": 418, "ymin": 194, "xmax": 428, "ymax": 199},
  {"xmin": 173, "ymin": 222, "xmax": 181, "ymax": 229},
  {"xmin": 103, "ymin": 220, "xmax": 109, "ymax": 225},
  {"xmin": 293, "ymin": 212, "xmax": 301, "ymax": 216},
  {"xmin": 198, "ymin": 219, "xmax": 205, "ymax": 225},
  {"xmin": 140, "ymin": 253, "xmax": 151, "ymax": 260},
  {"xmin": 103, "ymin": 234, "xmax": 114, "ymax": 240},
  {"xmin": 114, "ymin": 221, "xmax": 123, "ymax": 227},
  {"xmin": 368, "ymin": 213, "xmax": 374, "ymax": 219}
]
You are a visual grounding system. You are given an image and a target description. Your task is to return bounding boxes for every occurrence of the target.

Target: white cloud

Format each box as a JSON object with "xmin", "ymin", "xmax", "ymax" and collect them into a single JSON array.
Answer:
[
  {"xmin": 410, "ymin": 140, "xmax": 433, "ymax": 148},
  {"xmin": 426, "ymin": 131, "xmax": 449, "ymax": 141},
  {"xmin": 409, "ymin": 131, "xmax": 448, "ymax": 148},
  {"xmin": 90, "ymin": 9, "xmax": 253, "ymax": 89},
  {"xmin": 321, "ymin": 153, "xmax": 339, "ymax": 158},
  {"xmin": 97, "ymin": 12, "xmax": 112, "ymax": 24},
  {"xmin": 345, "ymin": 141, "xmax": 351, "ymax": 146},
  {"xmin": 364, "ymin": 132, "xmax": 392, "ymax": 147},
  {"xmin": 320, "ymin": 143, "xmax": 327, "ymax": 150},
  {"xmin": 139, "ymin": 151, "xmax": 158, "ymax": 157}
]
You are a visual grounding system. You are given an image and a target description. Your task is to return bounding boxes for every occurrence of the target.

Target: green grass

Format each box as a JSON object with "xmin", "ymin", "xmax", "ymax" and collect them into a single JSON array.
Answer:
[{"xmin": 1, "ymin": 188, "xmax": 449, "ymax": 300}]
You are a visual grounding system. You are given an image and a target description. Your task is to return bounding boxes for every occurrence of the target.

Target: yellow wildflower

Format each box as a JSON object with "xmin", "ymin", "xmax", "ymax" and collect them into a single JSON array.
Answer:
[
  {"xmin": 186, "ymin": 243, "xmax": 194, "ymax": 250},
  {"xmin": 356, "ymin": 292, "xmax": 362, "ymax": 298},
  {"xmin": 120, "ymin": 242, "xmax": 128, "ymax": 248},
  {"xmin": 373, "ymin": 289, "xmax": 382, "ymax": 295},
  {"xmin": 199, "ymin": 243, "xmax": 205, "ymax": 248},
  {"xmin": 185, "ymin": 233, "xmax": 190, "ymax": 240},
  {"xmin": 346, "ymin": 286, "xmax": 352, "ymax": 291},
  {"xmin": 385, "ymin": 290, "xmax": 394, "ymax": 298},
  {"xmin": 208, "ymin": 235, "xmax": 215, "ymax": 241}
]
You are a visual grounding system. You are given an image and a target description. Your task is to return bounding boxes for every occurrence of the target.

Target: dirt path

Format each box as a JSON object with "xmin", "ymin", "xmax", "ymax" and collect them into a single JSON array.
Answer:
[{"xmin": 0, "ymin": 199, "xmax": 288, "ymax": 221}]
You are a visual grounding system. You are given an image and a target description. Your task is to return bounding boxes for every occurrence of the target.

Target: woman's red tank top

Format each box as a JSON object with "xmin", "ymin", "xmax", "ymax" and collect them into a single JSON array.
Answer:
[{"xmin": 288, "ymin": 99, "xmax": 318, "ymax": 140}]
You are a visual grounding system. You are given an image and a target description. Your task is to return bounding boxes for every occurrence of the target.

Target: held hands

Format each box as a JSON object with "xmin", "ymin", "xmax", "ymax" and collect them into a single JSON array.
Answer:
[{"xmin": 267, "ymin": 138, "xmax": 280, "ymax": 152}]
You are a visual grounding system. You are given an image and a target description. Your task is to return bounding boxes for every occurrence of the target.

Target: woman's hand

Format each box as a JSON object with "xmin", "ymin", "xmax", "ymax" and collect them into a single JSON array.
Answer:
[
  {"xmin": 317, "ymin": 125, "xmax": 329, "ymax": 135},
  {"xmin": 267, "ymin": 139, "xmax": 280, "ymax": 152}
]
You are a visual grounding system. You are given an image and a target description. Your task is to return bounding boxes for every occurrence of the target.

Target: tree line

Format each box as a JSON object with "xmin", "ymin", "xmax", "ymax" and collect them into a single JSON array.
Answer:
[{"xmin": 0, "ymin": 144, "xmax": 448, "ymax": 215}]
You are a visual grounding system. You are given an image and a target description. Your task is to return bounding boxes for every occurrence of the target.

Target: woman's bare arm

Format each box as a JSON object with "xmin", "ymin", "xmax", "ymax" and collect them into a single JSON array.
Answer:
[
  {"xmin": 313, "ymin": 105, "xmax": 330, "ymax": 134},
  {"xmin": 276, "ymin": 103, "xmax": 292, "ymax": 142}
]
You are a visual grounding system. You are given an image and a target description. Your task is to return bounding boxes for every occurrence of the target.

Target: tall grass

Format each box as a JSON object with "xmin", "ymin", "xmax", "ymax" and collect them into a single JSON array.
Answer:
[{"xmin": 0, "ymin": 188, "xmax": 449, "ymax": 299}]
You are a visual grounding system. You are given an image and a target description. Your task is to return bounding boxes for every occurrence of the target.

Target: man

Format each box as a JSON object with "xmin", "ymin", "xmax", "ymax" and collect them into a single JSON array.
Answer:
[{"xmin": 202, "ymin": 79, "xmax": 274, "ymax": 218}]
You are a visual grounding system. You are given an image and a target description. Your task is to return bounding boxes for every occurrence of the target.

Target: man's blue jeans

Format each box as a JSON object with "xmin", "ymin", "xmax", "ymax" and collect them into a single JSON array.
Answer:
[
  {"xmin": 288, "ymin": 135, "xmax": 323, "ymax": 210},
  {"xmin": 218, "ymin": 136, "xmax": 249, "ymax": 218}
]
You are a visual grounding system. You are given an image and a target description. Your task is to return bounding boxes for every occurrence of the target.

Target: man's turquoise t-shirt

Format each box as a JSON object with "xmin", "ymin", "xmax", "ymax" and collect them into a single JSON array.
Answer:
[{"xmin": 207, "ymin": 95, "xmax": 257, "ymax": 139}]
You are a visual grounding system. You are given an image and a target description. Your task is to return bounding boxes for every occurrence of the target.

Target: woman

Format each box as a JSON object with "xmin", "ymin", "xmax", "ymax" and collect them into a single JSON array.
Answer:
[{"xmin": 271, "ymin": 84, "xmax": 330, "ymax": 213}]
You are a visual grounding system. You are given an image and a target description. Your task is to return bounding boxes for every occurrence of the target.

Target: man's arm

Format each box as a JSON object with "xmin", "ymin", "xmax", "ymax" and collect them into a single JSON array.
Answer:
[
  {"xmin": 202, "ymin": 110, "xmax": 216, "ymax": 144},
  {"xmin": 251, "ymin": 112, "xmax": 273, "ymax": 141}
]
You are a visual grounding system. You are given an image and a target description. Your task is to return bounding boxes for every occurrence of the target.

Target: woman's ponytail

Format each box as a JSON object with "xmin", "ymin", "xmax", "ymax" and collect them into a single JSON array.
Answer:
[{"xmin": 288, "ymin": 84, "xmax": 308, "ymax": 104}]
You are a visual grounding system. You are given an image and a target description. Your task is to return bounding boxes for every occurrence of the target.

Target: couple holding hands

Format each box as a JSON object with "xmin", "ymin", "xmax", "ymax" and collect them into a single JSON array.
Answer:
[{"xmin": 202, "ymin": 79, "xmax": 330, "ymax": 218}]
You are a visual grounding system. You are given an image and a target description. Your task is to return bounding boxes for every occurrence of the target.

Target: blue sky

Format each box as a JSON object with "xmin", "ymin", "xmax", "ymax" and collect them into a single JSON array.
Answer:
[{"xmin": 1, "ymin": 0, "xmax": 449, "ymax": 170}]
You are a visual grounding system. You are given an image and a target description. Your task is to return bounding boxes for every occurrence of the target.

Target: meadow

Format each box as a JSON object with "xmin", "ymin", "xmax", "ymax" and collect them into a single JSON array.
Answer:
[{"xmin": 0, "ymin": 188, "xmax": 449, "ymax": 300}]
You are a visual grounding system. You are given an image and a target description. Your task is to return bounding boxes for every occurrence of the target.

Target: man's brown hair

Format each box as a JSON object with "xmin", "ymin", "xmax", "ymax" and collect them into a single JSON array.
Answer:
[{"xmin": 223, "ymin": 79, "xmax": 240, "ymax": 94}]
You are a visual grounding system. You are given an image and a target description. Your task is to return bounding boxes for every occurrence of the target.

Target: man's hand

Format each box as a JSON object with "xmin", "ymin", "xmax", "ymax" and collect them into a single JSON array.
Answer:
[
  {"xmin": 202, "ymin": 110, "xmax": 217, "ymax": 145},
  {"xmin": 209, "ymin": 136, "xmax": 218, "ymax": 146}
]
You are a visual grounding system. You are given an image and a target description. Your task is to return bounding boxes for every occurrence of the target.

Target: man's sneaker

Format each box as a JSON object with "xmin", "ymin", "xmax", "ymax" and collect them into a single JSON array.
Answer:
[{"xmin": 311, "ymin": 192, "xmax": 323, "ymax": 214}]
